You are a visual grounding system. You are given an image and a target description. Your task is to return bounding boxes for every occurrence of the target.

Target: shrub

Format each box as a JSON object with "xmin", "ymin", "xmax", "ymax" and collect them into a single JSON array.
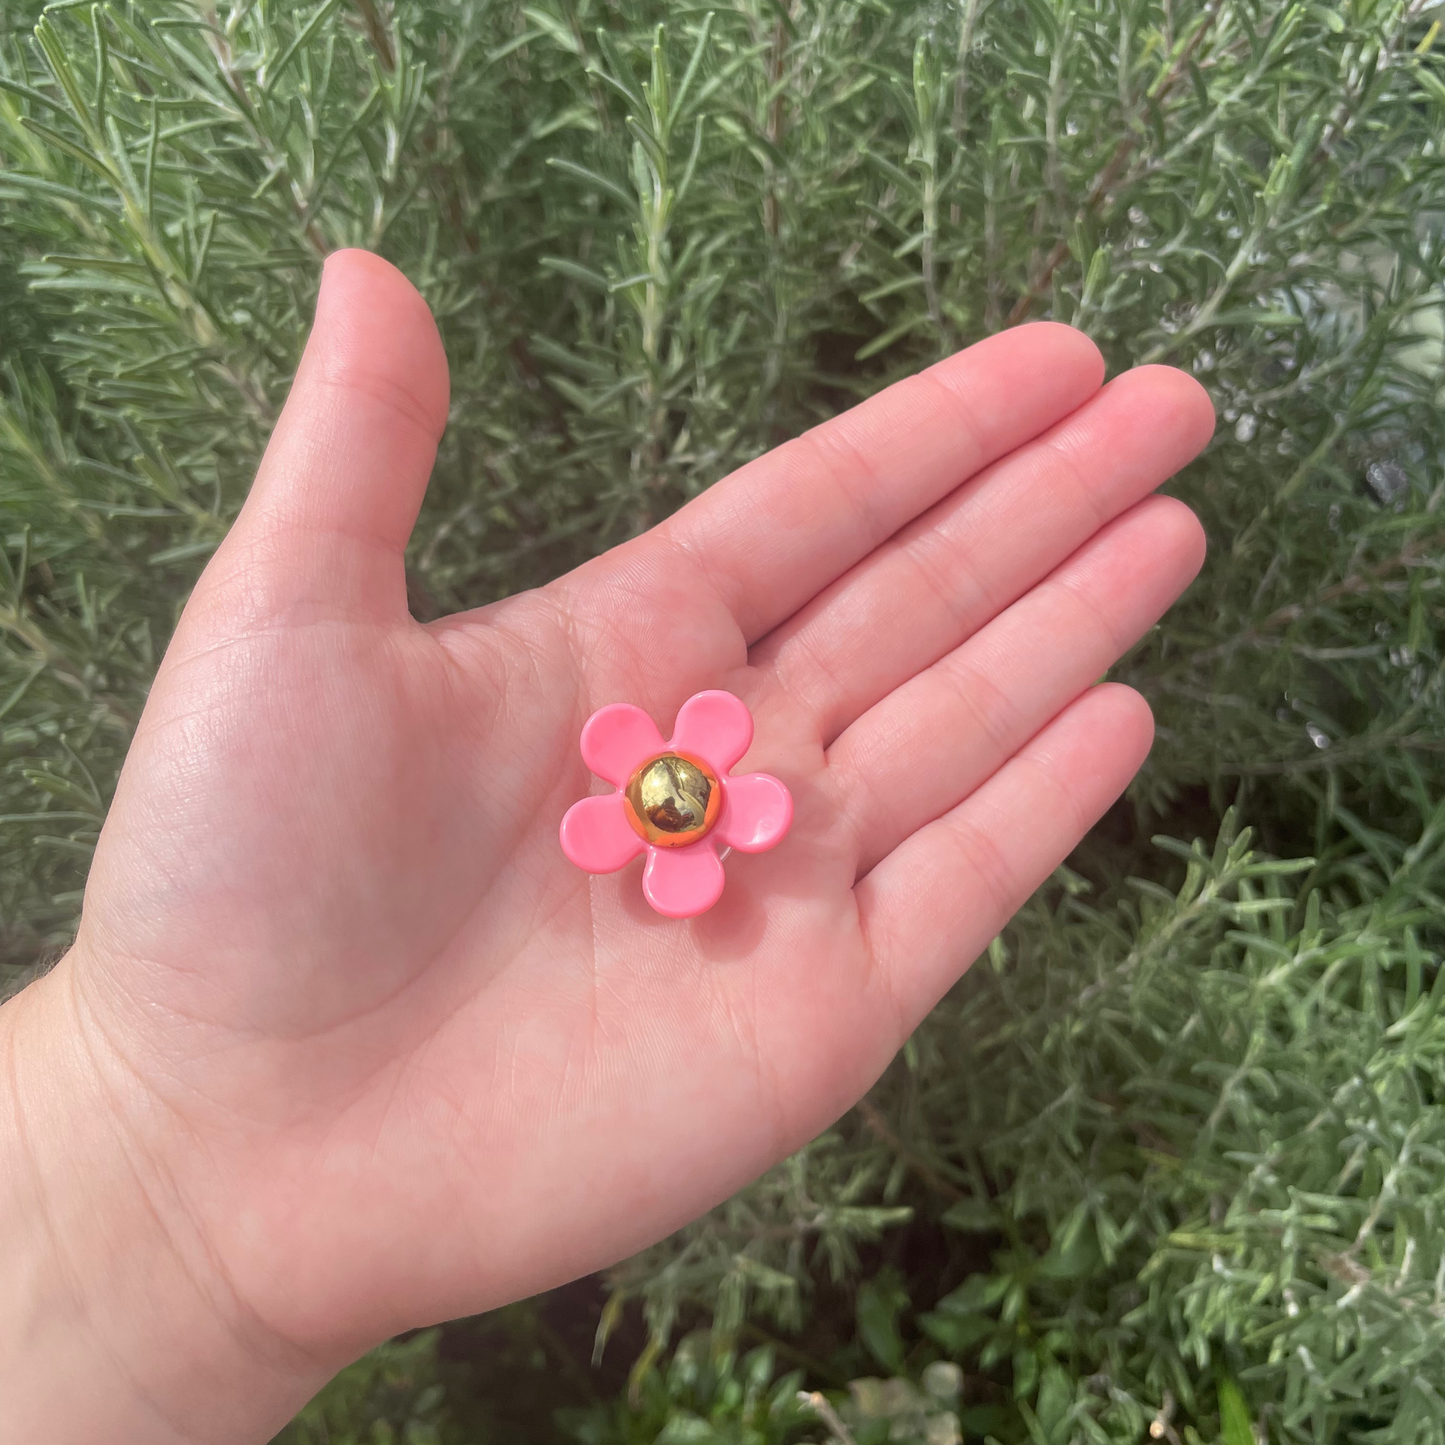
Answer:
[{"xmin": 3, "ymin": 1, "xmax": 1443, "ymax": 1441}]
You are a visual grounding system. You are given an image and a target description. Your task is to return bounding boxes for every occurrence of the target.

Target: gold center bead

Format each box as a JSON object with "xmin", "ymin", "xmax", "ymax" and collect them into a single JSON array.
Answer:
[{"xmin": 623, "ymin": 752, "xmax": 721, "ymax": 848}]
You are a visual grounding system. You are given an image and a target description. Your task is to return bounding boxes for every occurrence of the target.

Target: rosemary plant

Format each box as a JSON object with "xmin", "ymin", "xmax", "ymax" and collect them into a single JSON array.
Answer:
[{"xmin": 3, "ymin": 0, "xmax": 1443, "ymax": 1440}]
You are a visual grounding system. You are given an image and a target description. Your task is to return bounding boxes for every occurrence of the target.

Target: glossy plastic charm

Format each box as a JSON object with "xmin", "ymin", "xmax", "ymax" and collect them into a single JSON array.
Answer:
[{"xmin": 559, "ymin": 690, "xmax": 793, "ymax": 918}]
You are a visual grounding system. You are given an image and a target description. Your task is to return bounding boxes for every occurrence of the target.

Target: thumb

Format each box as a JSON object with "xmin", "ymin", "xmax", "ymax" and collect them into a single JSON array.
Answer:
[{"xmin": 203, "ymin": 248, "xmax": 450, "ymax": 623}]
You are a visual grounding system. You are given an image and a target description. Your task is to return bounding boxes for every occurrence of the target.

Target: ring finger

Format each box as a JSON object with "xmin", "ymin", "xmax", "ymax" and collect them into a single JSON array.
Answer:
[{"xmin": 829, "ymin": 494, "xmax": 1206, "ymax": 877}]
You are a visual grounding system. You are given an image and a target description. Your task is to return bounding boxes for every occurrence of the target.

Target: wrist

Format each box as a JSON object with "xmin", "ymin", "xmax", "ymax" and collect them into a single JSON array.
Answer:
[{"xmin": 0, "ymin": 955, "xmax": 331, "ymax": 1445}]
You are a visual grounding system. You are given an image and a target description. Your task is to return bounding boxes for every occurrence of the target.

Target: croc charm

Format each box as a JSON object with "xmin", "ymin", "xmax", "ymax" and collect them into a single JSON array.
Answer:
[{"xmin": 560, "ymin": 690, "xmax": 793, "ymax": 917}]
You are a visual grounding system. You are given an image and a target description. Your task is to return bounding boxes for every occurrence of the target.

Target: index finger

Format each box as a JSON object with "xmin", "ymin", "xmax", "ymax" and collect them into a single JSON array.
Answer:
[{"xmin": 657, "ymin": 322, "xmax": 1104, "ymax": 643}]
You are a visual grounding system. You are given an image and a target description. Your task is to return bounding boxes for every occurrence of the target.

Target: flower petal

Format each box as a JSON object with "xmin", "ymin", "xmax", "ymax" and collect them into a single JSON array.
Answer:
[
  {"xmin": 668, "ymin": 690, "xmax": 754, "ymax": 774},
  {"xmin": 560, "ymin": 793, "xmax": 646, "ymax": 873},
  {"xmin": 642, "ymin": 839, "xmax": 725, "ymax": 918},
  {"xmin": 716, "ymin": 773, "xmax": 793, "ymax": 853},
  {"xmin": 580, "ymin": 703, "xmax": 666, "ymax": 786}
]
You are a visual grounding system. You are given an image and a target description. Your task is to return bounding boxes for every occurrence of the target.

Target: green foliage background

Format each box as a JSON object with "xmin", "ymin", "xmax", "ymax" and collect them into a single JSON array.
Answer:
[{"xmin": 3, "ymin": 0, "xmax": 1445, "ymax": 1440}]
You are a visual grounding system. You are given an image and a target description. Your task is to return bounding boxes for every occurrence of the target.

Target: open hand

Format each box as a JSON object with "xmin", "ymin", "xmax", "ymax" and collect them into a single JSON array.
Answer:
[{"xmin": 1, "ymin": 250, "xmax": 1213, "ymax": 1443}]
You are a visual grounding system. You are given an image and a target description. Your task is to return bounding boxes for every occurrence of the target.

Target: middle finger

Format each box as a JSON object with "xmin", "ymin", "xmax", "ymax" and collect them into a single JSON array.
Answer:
[{"xmin": 751, "ymin": 365, "xmax": 1214, "ymax": 745}]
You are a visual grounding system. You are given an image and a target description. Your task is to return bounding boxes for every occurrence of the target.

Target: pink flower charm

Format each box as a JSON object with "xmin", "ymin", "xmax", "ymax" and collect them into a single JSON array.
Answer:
[{"xmin": 559, "ymin": 690, "xmax": 793, "ymax": 918}]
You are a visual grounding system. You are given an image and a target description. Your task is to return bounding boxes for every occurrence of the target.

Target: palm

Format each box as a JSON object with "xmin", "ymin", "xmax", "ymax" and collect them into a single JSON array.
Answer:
[{"xmin": 69, "ymin": 252, "xmax": 1213, "ymax": 1368}]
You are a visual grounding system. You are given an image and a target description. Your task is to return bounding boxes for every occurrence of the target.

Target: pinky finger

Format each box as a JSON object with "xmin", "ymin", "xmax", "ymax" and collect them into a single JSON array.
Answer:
[{"xmin": 855, "ymin": 683, "xmax": 1154, "ymax": 1031}]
